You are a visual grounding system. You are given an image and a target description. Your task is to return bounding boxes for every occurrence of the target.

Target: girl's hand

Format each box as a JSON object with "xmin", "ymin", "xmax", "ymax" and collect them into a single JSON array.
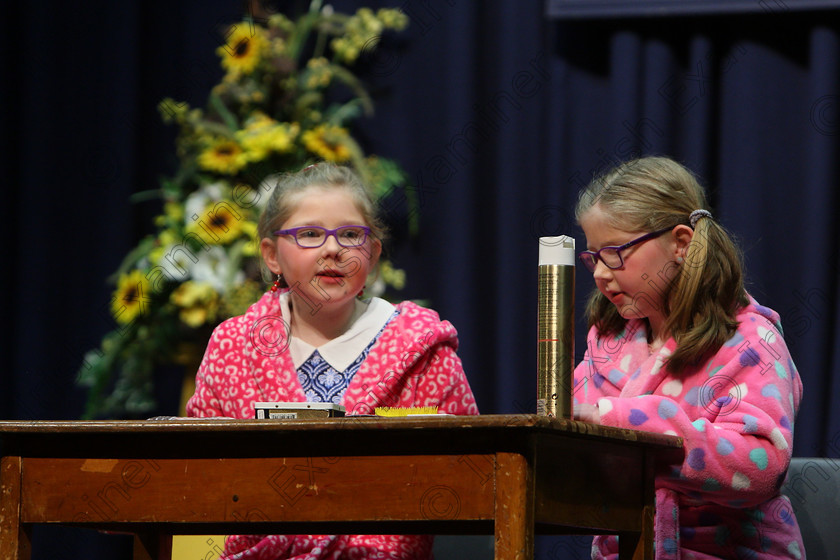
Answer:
[{"xmin": 573, "ymin": 403, "xmax": 601, "ymax": 424}]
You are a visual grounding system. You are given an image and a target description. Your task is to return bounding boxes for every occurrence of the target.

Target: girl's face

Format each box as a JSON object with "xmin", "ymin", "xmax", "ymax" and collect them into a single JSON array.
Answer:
[
  {"xmin": 261, "ymin": 186, "xmax": 381, "ymax": 312},
  {"xmin": 579, "ymin": 205, "xmax": 685, "ymax": 333}
]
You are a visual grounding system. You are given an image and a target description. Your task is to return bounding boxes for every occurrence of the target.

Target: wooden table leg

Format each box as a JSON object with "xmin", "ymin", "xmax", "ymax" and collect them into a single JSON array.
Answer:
[
  {"xmin": 618, "ymin": 501, "xmax": 655, "ymax": 560},
  {"xmin": 133, "ymin": 532, "xmax": 172, "ymax": 560},
  {"xmin": 618, "ymin": 453, "xmax": 657, "ymax": 560},
  {"xmin": 494, "ymin": 452, "xmax": 534, "ymax": 560},
  {"xmin": 618, "ymin": 529, "xmax": 649, "ymax": 560},
  {"xmin": 1, "ymin": 456, "xmax": 32, "ymax": 560}
]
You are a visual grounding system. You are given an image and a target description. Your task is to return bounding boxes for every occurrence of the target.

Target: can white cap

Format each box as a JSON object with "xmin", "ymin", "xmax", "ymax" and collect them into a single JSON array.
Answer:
[{"xmin": 539, "ymin": 236, "xmax": 575, "ymax": 266}]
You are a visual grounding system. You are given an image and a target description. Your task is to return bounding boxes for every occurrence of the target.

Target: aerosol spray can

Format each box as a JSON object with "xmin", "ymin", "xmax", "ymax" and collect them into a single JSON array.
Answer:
[{"xmin": 537, "ymin": 236, "xmax": 575, "ymax": 418}]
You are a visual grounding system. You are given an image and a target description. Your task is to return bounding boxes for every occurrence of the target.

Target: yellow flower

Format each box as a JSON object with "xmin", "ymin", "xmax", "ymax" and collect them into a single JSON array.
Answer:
[
  {"xmin": 302, "ymin": 124, "xmax": 353, "ymax": 162},
  {"xmin": 356, "ymin": 8, "xmax": 384, "ymax": 35},
  {"xmin": 157, "ymin": 98, "xmax": 189, "ymax": 124},
  {"xmin": 159, "ymin": 230, "xmax": 177, "ymax": 246},
  {"xmin": 188, "ymin": 200, "xmax": 245, "ymax": 245},
  {"xmin": 235, "ymin": 114, "xmax": 300, "ymax": 161},
  {"xmin": 216, "ymin": 22, "xmax": 269, "ymax": 76},
  {"xmin": 333, "ymin": 7, "xmax": 408, "ymax": 63},
  {"xmin": 149, "ymin": 246, "xmax": 165, "ymax": 266},
  {"xmin": 197, "ymin": 138, "xmax": 249, "ymax": 175},
  {"xmin": 154, "ymin": 202, "xmax": 184, "ymax": 228},
  {"xmin": 268, "ymin": 13, "xmax": 295, "ymax": 33},
  {"xmin": 148, "ymin": 229, "xmax": 179, "ymax": 265},
  {"xmin": 378, "ymin": 8, "xmax": 409, "ymax": 31},
  {"xmin": 164, "ymin": 201, "xmax": 184, "ymax": 222},
  {"xmin": 170, "ymin": 281, "xmax": 218, "ymax": 328},
  {"xmin": 269, "ymin": 36, "xmax": 288, "ymax": 59},
  {"xmin": 240, "ymin": 221, "xmax": 260, "ymax": 256},
  {"xmin": 220, "ymin": 280, "xmax": 264, "ymax": 318},
  {"xmin": 380, "ymin": 261, "xmax": 406, "ymax": 290},
  {"xmin": 180, "ymin": 305, "xmax": 211, "ymax": 327},
  {"xmin": 112, "ymin": 270, "xmax": 151, "ymax": 325},
  {"xmin": 330, "ymin": 37, "xmax": 361, "ymax": 64},
  {"xmin": 304, "ymin": 57, "xmax": 333, "ymax": 89}
]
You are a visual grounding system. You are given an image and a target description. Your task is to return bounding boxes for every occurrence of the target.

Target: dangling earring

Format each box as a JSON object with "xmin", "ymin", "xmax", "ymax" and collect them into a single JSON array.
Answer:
[{"xmin": 271, "ymin": 274, "xmax": 282, "ymax": 292}]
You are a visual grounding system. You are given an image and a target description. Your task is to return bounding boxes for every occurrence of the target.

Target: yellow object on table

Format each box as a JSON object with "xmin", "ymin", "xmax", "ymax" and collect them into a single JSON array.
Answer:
[
  {"xmin": 374, "ymin": 406, "xmax": 438, "ymax": 416},
  {"xmin": 172, "ymin": 535, "xmax": 226, "ymax": 559}
]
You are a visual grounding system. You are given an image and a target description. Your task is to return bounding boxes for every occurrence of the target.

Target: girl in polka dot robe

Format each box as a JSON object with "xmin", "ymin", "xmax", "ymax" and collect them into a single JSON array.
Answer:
[{"xmin": 573, "ymin": 157, "xmax": 805, "ymax": 559}]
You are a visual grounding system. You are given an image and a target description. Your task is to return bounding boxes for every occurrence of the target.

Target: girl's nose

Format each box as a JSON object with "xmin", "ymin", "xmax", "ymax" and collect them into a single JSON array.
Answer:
[
  {"xmin": 321, "ymin": 233, "xmax": 342, "ymax": 253},
  {"xmin": 592, "ymin": 258, "xmax": 613, "ymax": 280}
]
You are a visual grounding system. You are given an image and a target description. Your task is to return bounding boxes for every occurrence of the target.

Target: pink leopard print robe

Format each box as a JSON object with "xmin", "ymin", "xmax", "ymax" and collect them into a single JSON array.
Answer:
[{"xmin": 187, "ymin": 291, "xmax": 479, "ymax": 560}]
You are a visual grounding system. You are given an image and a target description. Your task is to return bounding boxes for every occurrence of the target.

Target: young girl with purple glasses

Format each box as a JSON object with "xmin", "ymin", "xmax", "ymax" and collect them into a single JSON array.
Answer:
[
  {"xmin": 574, "ymin": 156, "xmax": 805, "ymax": 559},
  {"xmin": 187, "ymin": 162, "xmax": 478, "ymax": 560}
]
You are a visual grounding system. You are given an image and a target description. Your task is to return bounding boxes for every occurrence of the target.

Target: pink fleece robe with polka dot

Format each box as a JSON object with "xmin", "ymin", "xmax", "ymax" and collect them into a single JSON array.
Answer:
[{"xmin": 574, "ymin": 297, "xmax": 806, "ymax": 559}]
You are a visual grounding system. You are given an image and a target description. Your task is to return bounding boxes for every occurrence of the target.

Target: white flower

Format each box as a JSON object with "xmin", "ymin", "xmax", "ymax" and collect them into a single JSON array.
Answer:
[
  {"xmin": 158, "ymin": 244, "xmax": 198, "ymax": 281},
  {"xmin": 184, "ymin": 182, "xmax": 226, "ymax": 221},
  {"xmin": 255, "ymin": 173, "xmax": 282, "ymax": 212},
  {"xmin": 190, "ymin": 246, "xmax": 245, "ymax": 293}
]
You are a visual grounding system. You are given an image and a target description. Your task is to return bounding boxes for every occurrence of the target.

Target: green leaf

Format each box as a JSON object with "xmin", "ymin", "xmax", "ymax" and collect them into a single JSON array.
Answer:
[
  {"xmin": 209, "ymin": 93, "xmax": 241, "ymax": 131},
  {"xmin": 80, "ymin": 328, "xmax": 136, "ymax": 419},
  {"xmin": 329, "ymin": 65, "xmax": 374, "ymax": 116},
  {"xmin": 287, "ymin": 11, "xmax": 320, "ymax": 61},
  {"xmin": 224, "ymin": 239, "xmax": 248, "ymax": 287},
  {"xmin": 294, "ymin": 91, "xmax": 325, "ymax": 115},
  {"xmin": 107, "ymin": 237, "xmax": 158, "ymax": 283},
  {"xmin": 326, "ymin": 98, "xmax": 364, "ymax": 125},
  {"xmin": 129, "ymin": 189, "xmax": 166, "ymax": 204}
]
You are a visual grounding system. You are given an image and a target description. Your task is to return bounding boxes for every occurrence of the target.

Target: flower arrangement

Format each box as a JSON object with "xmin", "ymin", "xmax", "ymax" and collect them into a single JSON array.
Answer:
[{"xmin": 77, "ymin": 2, "xmax": 411, "ymax": 419}]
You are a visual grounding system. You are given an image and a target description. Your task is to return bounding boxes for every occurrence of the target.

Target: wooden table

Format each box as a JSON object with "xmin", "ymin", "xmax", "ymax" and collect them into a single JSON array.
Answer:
[{"xmin": 0, "ymin": 415, "xmax": 682, "ymax": 560}]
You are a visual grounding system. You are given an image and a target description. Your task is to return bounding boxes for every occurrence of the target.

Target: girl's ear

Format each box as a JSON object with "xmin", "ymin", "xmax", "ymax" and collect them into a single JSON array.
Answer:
[
  {"xmin": 672, "ymin": 224, "xmax": 694, "ymax": 259},
  {"xmin": 369, "ymin": 237, "xmax": 382, "ymax": 268},
  {"xmin": 260, "ymin": 237, "xmax": 281, "ymax": 275}
]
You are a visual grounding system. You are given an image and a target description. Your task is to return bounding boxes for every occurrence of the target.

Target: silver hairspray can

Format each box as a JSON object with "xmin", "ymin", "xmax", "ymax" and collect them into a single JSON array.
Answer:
[{"xmin": 537, "ymin": 236, "xmax": 575, "ymax": 418}]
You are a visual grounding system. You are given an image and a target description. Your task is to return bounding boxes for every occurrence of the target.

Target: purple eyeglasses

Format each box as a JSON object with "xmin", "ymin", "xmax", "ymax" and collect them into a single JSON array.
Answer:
[
  {"xmin": 273, "ymin": 225, "xmax": 371, "ymax": 248},
  {"xmin": 579, "ymin": 227, "xmax": 673, "ymax": 272}
]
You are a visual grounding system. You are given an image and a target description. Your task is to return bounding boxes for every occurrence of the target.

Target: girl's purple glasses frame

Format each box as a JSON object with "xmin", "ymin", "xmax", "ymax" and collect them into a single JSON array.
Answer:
[
  {"xmin": 579, "ymin": 227, "xmax": 673, "ymax": 272},
  {"xmin": 273, "ymin": 225, "xmax": 371, "ymax": 248}
]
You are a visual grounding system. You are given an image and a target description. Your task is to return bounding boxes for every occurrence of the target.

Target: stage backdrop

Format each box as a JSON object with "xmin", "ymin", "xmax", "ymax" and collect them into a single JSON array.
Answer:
[{"xmin": 2, "ymin": 1, "xmax": 839, "ymax": 559}]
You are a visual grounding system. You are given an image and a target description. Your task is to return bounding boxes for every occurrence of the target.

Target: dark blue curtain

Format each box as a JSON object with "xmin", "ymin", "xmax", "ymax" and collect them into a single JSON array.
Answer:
[{"xmin": 3, "ymin": 1, "xmax": 839, "ymax": 558}]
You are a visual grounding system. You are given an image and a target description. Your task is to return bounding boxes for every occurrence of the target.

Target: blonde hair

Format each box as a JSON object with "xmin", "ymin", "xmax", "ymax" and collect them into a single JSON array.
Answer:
[
  {"xmin": 257, "ymin": 162, "xmax": 387, "ymax": 285},
  {"xmin": 575, "ymin": 156, "xmax": 748, "ymax": 373}
]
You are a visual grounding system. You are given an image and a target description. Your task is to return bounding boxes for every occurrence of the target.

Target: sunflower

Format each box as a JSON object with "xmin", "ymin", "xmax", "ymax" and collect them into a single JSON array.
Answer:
[
  {"xmin": 188, "ymin": 200, "xmax": 246, "ymax": 246},
  {"xmin": 111, "ymin": 269, "xmax": 152, "ymax": 325},
  {"xmin": 302, "ymin": 124, "xmax": 353, "ymax": 162},
  {"xmin": 197, "ymin": 138, "xmax": 249, "ymax": 175},
  {"xmin": 236, "ymin": 113, "xmax": 300, "ymax": 161},
  {"xmin": 216, "ymin": 22, "xmax": 269, "ymax": 76}
]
